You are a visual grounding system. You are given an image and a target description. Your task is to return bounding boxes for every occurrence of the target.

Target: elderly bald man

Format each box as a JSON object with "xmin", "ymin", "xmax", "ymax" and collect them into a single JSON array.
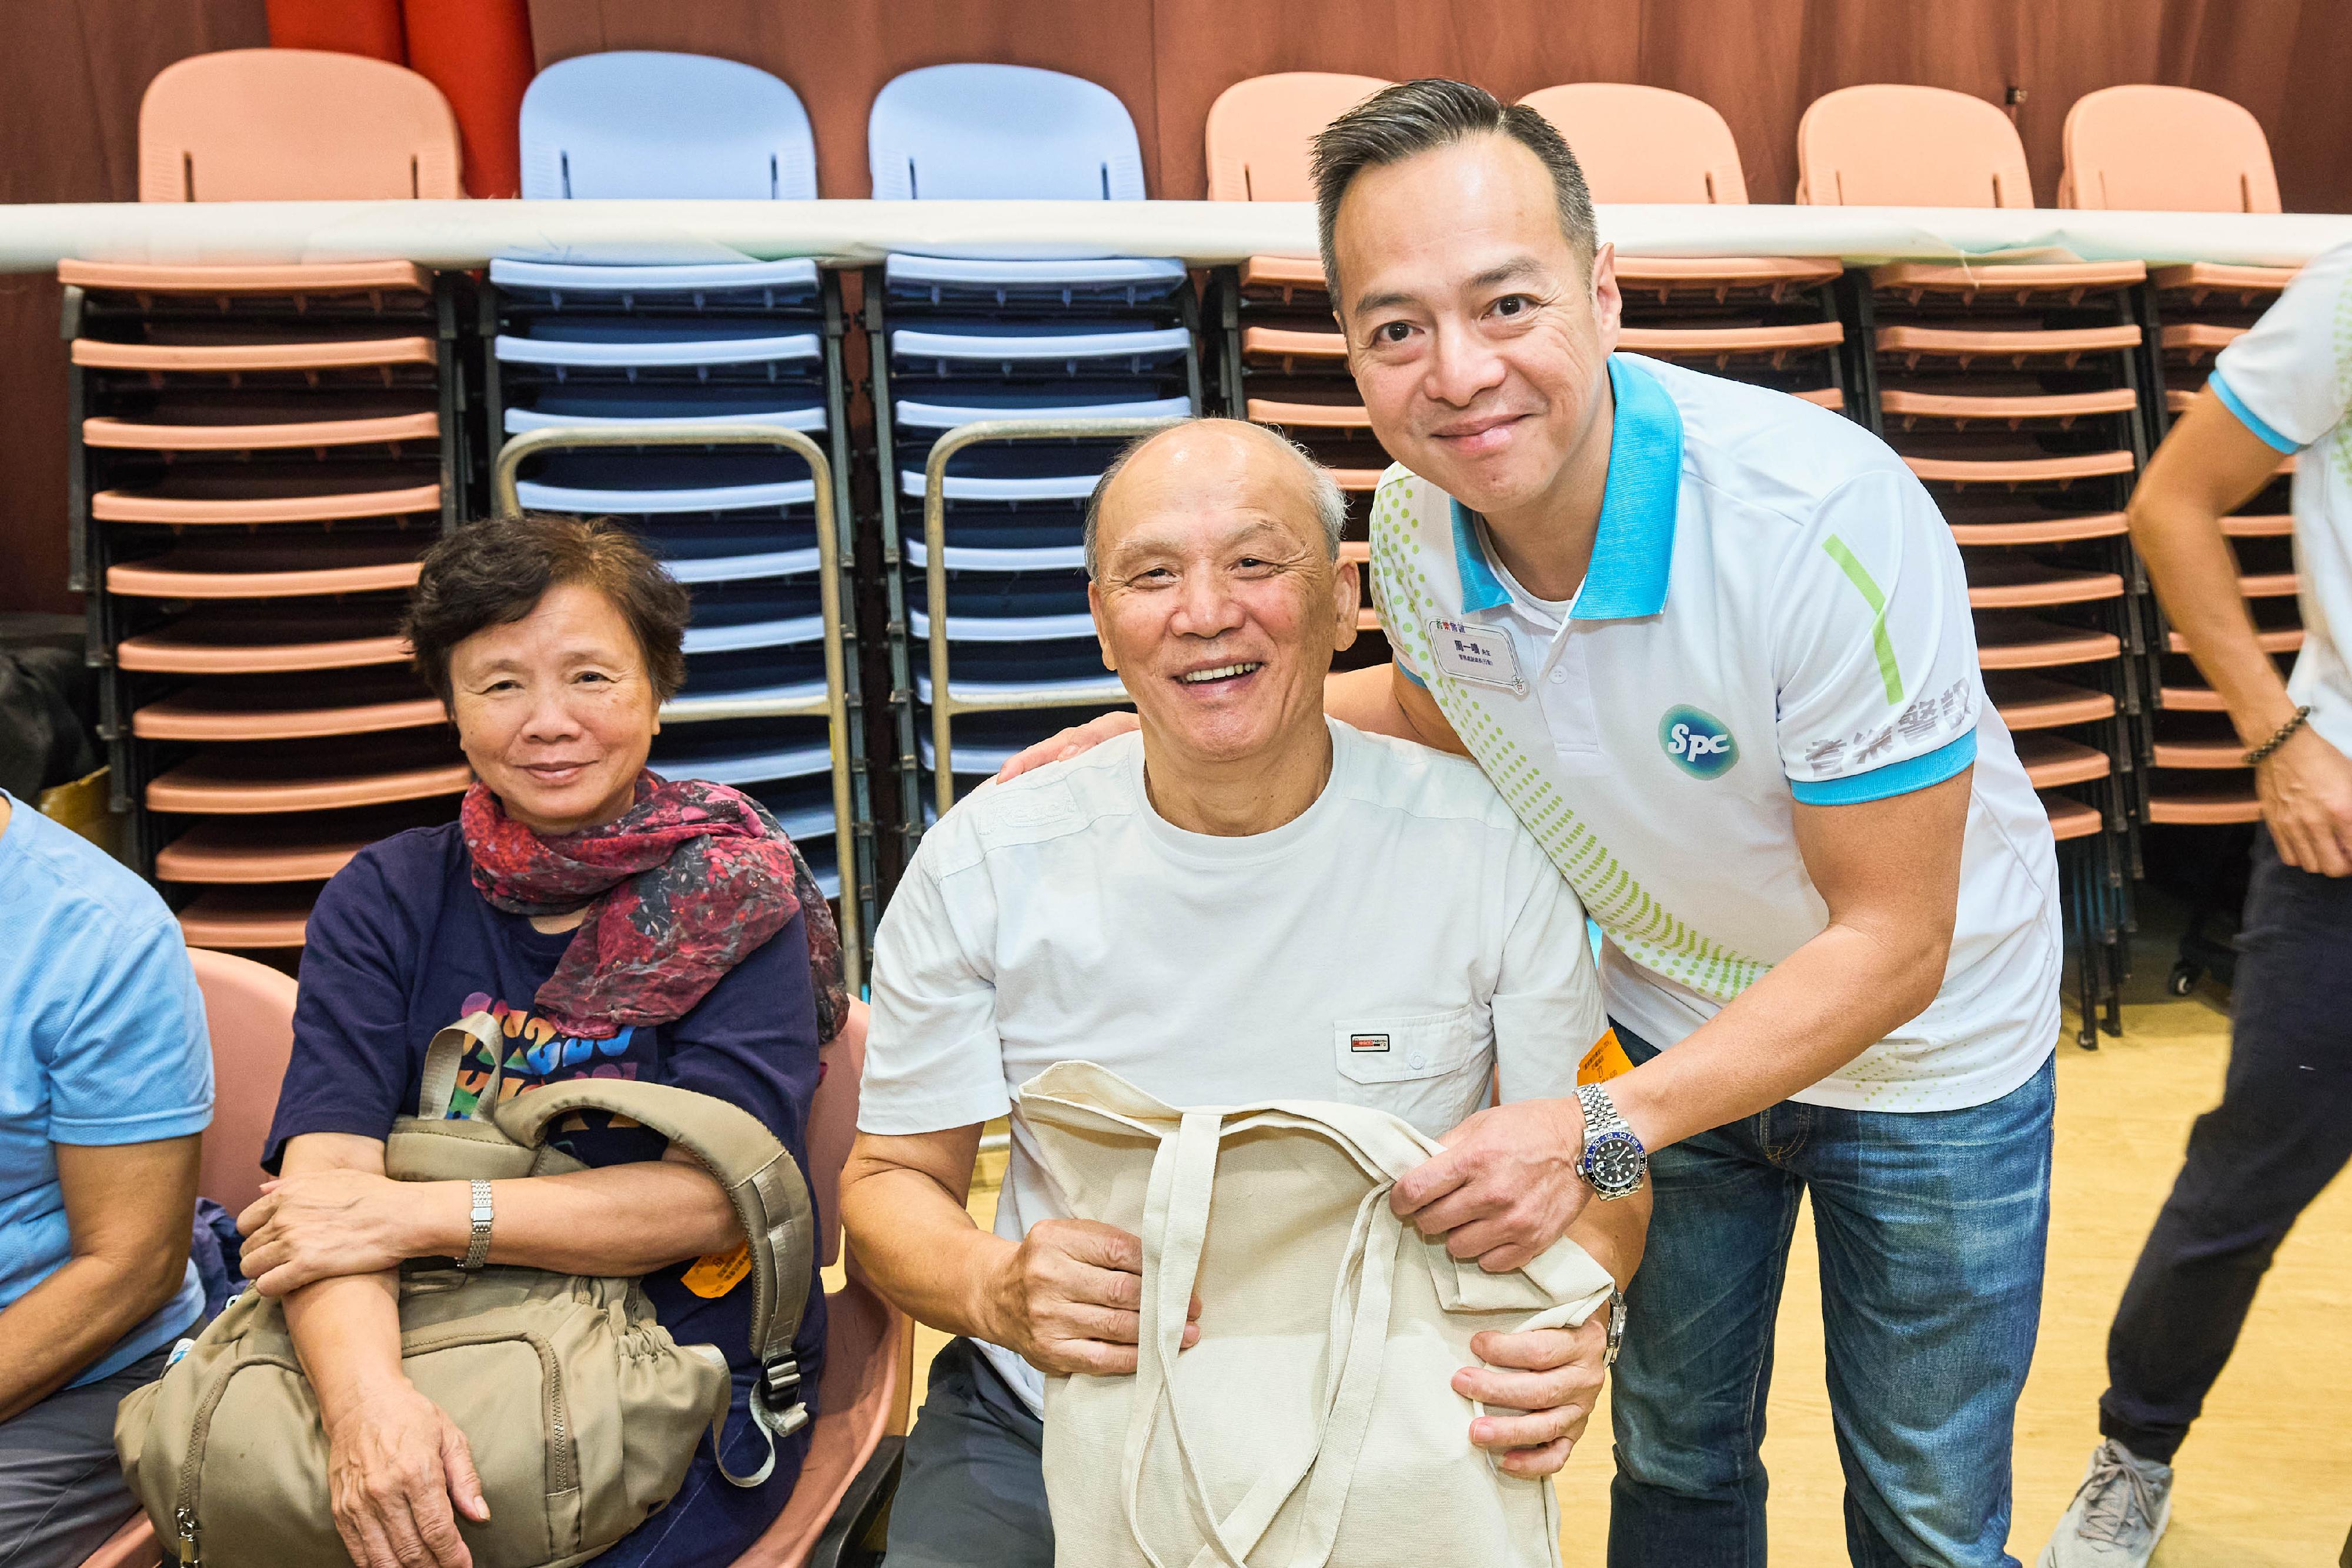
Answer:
[{"xmin": 841, "ymin": 419, "xmax": 1651, "ymax": 1566}]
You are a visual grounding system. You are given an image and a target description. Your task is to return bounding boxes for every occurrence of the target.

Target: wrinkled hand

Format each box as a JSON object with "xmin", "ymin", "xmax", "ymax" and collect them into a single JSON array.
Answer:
[
  {"xmin": 325, "ymin": 1379, "xmax": 489, "ymax": 1568},
  {"xmin": 2258, "ymin": 725, "xmax": 2352, "ymax": 877},
  {"xmin": 1458, "ymin": 1311, "xmax": 1611, "ymax": 1479},
  {"xmin": 993, "ymin": 712, "xmax": 1141, "ymax": 783},
  {"xmin": 239, "ymin": 1170, "xmax": 424, "ymax": 1296},
  {"xmin": 988, "ymin": 1218, "xmax": 1200, "ymax": 1376},
  {"xmin": 1392, "ymin": 1098, "xmax": 1591, "ymax": 1272}
]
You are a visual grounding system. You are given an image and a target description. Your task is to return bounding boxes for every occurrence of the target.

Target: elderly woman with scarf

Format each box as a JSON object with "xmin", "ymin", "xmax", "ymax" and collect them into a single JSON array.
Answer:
[{"xmin": 236, "ymin": 513, "xmax": 845, "ymax": 1568}]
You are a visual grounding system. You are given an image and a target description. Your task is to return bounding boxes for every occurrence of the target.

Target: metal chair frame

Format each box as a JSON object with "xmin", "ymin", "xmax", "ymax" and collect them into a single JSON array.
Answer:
[
  {"xmin": 483, "ymin": 270, "xmax": 876, "ymax": 971},
  {"xmin": 493, "ymin": 422, "xmax": 865, "ymax": 989},
  {"xmin": 68, "ymin": 269, "xmax": 471, "ymax": 880},
  {"xmin": 864, "ymin": 267, "xmax": 1202, "ymax": 874},
  {"xmin": 914, "ymin": 416, "xmax": 1186, "ymax": 823}
]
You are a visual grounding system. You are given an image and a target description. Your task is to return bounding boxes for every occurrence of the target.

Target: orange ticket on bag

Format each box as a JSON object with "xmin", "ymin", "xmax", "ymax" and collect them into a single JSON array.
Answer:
[
  {"xmin": 1578, "ymin": 1028, "xmax": 1632, "ymax": 1085},
  {"xmin": 681, "ymin": 1242, "xmax": 752, "ymax": 1298}
]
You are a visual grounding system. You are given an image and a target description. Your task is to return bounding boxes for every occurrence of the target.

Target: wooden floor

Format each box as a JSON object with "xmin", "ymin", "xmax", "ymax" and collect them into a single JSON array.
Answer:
[{"xmin": 908, "ymin": 901, "xmax": 2352, "ymax": 1565}]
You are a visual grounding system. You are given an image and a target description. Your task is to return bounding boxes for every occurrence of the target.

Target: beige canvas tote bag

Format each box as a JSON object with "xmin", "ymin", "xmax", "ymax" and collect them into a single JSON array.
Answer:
[
  {"xmin": 1023, "ymin": 1061, "xmax": 1616, "ymax": 1568},
  {"xmin": 115, "ymin": 1014, "xmax": 817, "ymax": 1568}
]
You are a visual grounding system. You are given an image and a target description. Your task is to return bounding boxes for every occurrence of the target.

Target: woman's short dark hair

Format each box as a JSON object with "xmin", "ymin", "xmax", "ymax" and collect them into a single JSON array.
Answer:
[
  {"xmin": 403, "ymin": 513, "xmax": 690, "ymax": 707},
  {"xmin": 1310, "ymin": 78, "xmax": 1596, "ymax": 302}
]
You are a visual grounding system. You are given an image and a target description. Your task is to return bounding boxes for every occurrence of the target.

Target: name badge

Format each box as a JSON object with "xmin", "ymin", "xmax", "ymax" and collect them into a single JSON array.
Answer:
[{"xmin": 1426, "ymin": 618, "xmax": 1526, "ymax": 694}]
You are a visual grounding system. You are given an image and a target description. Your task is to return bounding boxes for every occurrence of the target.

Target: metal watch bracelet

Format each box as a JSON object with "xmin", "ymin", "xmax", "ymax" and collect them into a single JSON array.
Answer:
[
  {"xmin": 457, "ymin": 1178, "xmax": 493, "ymax": 1271},
  {"xmin": 1575, "ymin": 1082, "xmax": 1649, "ymax": 1200}
]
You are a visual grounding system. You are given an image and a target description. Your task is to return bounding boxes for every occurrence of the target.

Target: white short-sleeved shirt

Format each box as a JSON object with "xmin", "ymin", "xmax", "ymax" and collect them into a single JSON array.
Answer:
[
  {"xmin": 1372, "ymin": 353, "xmax": 2061, "ymax": 1113},
  {"xmin": 2207, "ymin": 241, "xmax": 2352, "ymax": 757},
  {"xmin": 859, "ymin": 719, "xmax": 1609, "ymax": 1412}
]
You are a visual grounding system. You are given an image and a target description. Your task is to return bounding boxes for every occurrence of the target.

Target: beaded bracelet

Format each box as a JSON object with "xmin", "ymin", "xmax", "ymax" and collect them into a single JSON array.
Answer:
[{"xmin": 2243, "ymin": 706, "xmax": 2313, "ymax": 767}]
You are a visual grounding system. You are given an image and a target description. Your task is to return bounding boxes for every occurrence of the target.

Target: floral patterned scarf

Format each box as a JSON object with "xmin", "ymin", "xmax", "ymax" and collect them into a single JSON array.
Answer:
[{"xmin": 462, "ymin": 771, "xmax": 848, "ymax": 1042}]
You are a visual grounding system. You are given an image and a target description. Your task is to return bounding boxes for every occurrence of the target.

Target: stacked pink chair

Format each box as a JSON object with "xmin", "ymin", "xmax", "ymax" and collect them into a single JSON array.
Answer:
[
  {"xmin": 2062, "ymin": 85, "xmax": 2301, "ymax": 991},
  {"xmin": 1520, "ymin": 84, "xmax": 1848, "ymax": 410},
  {"xmin": 2064, "ymin": 86, "xmax": 2301, "ymax": 835},
  {"xmin": 1801, "ymin": 84, "xmax": 2151, "ymax": 1044},
  {"xmin": 1202, "ymin": 72, "xmax": 1397, "ymax": 638},
  {"xmin": 66, "ymin": 50, "xmax": 475, "ymax": 955}
]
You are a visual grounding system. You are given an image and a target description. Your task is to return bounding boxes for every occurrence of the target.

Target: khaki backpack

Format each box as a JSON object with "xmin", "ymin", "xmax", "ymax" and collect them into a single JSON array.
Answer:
[
  {"xmin": 116, "ymin": 1014, "xmax": 817, "ymax": 1568},
  {"xmin": 1023, "ymin": 1061, "xmax": 1616, "ymax": 1568}
]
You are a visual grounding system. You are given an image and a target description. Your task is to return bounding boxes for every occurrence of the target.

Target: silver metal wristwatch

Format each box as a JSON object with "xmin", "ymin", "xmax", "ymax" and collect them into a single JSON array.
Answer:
[
  {"xmin": 1574, "ymin": 1082, "xmax": 1649, "ymax": 1201},
  {"xmin": 457, "ymin": 1178, "xmax": 494, "ymax": 1271}
]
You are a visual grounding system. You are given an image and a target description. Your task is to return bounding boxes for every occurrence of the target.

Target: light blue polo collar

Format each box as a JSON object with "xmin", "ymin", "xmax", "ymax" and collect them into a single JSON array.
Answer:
[{"xmin": 1448, "ymin": 353, "xmax": 1683, "ymax": 620}]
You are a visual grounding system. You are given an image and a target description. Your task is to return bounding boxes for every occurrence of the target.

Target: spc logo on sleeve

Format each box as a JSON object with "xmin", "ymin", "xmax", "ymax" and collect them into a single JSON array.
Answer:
[{"xmin": 1659, "ymin": 705, "xmax": 1739, "ymax": 779}]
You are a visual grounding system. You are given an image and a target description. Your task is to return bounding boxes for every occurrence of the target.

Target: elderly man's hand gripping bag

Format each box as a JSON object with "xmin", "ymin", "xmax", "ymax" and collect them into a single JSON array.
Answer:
[{"xmin": 1022, "ymin": 1061, "xmax": 1615, "ymax": 1568}]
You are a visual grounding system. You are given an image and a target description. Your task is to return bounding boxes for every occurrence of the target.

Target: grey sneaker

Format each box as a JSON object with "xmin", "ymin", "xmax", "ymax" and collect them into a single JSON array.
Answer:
[{"xmin": 2038, "ymin": 1439, "xmax": 2174, "ymax": 1567}]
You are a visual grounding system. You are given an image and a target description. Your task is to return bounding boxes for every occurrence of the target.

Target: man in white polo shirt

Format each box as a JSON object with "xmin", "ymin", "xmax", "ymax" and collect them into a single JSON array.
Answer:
[
  {"xmin": 1009, "ymin": 81, "xmax": 2062, "ymax": 1568},
  {"xmin": 843, "ymin": 419, "xmax": 1649, "ymax": 1568},
  {"xmin": 2041, "ymin": 242, "xmax": 2352, "ymax": 1567}
]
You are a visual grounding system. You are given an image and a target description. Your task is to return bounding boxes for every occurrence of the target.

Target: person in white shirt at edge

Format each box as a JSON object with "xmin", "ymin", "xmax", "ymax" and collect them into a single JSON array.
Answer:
[
  {"xmin": 1004, "ymin": 81, "xmax": 2063, "ymax": 1568},
  {"xmin": 2039, "ymin": 242, "xmax": 2352, "ymax": 1568},
  {"xmin": 839, "ymin": 418, "xmax": 1652, "ymax": 1568}
]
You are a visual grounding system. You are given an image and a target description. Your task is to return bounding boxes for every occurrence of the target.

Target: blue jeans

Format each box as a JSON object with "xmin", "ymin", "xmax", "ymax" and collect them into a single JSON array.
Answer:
[{"xmin": 1607, "ymin": 1026, "xmax": 2053, "ymax": 1568}]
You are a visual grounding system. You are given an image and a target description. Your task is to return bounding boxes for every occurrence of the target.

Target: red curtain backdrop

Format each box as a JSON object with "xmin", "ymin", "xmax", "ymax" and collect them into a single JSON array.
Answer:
[
  {"xmin": 401, "ymin": 0, "xmax": 534, "ymax": 199},
  {"xmin": 263, "ymin": 0, "xmax": 405, "ymax": 61},
  {"xmin": 4, "ymin": 0, "xmax": 2352, "ymax": 614}
]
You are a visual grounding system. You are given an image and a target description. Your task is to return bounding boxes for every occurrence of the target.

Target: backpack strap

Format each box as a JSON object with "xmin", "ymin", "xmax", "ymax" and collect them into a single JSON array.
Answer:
[
  {"xmin": 494, "ymin": 1078, "xmax": 817, "ymax": 1482},
  {"xmin": 416, "ymin": 1012, "xmax": 506, "ymax": 1120}
]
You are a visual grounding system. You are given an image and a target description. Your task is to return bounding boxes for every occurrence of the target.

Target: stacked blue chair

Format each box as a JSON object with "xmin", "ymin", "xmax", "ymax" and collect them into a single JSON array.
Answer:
[
  {"xmin": 863, "ymin": 63, "xmax": 1202, "ymax": 847},
  {"xmin": 488, "ymin": 51, "xmax": 872, "ymax": 974}
]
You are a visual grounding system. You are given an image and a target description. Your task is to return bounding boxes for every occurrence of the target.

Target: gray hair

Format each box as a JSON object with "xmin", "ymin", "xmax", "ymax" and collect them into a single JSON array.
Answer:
[
  {"xmin": 1083, "ymin": 419, "xmax": 1348, "ymax": 579},
  {"xmin": 1309, "ymin": 77, "xmax": 1597, "ymax": 303}
]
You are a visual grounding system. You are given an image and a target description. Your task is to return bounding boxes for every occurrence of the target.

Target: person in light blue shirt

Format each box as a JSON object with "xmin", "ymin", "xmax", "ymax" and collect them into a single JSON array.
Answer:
[{"xmin": 0, "ymin": 789, "xmax": 212, "ymax": 1568}]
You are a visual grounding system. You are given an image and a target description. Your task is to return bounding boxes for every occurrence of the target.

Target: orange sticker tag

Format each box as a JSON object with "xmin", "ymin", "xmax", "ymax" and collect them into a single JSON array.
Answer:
[
  {"xmin": 680, "ymin": 1242, "xmax": 751, "ymax": 1299},
  {"xmin": 1578, "ymin": 1029, "xmax": 1632, "ymax": 1085}
]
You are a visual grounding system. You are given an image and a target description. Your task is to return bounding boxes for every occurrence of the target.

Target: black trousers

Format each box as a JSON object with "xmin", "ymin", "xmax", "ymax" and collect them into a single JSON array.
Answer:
[
  {"xmin": 2100, "ymin": 827, "xmax": 2352, "ymax": 1462},
  {"xmin": 883, "ymin": 1339, "xmax": 1053, "ymax": 1568}
]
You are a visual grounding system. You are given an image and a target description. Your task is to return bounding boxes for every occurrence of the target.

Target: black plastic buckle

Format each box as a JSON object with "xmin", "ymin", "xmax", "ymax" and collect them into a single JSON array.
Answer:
[{"xmin": 760, "ymin": 1356, "xmax": 802, "ymax": 1403}]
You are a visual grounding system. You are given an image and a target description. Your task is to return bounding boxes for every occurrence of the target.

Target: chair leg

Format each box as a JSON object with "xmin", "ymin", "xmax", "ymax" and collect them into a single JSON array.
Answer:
[
  {"xmin": 2073, "ymin": 847, "xmax": 2099, "ymax": 1049},
  {"xmin": 2095, "ymin": 821, "xmax": 2125, "ymax": 1037}
]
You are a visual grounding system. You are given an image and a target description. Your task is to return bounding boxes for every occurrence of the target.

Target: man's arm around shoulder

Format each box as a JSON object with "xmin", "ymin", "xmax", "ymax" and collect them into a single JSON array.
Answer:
[{"xmin": 1324, "ymin": 663, "xmax": 1470, "ymax": 755}]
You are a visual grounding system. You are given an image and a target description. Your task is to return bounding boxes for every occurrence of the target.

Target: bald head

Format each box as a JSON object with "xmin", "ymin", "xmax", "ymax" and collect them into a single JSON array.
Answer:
[
  {"xmin": 1084, "ymin": 417, "xmax": 1362, "ymax": 786},
  {"xmin": 1084, "ymin": 419, "xmax": 1347, "ymax": 579}
]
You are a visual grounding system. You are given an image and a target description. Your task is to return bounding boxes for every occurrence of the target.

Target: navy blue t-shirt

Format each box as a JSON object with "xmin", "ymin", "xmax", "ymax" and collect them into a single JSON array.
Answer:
[{"xmin": 267, "ymin": 823, "xmax": 826, "ymax": 1457}]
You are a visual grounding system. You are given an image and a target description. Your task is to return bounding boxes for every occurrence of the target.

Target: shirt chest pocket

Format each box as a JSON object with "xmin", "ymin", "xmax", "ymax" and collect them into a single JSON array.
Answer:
[{"xmin": 1332, "ymin": 1005, "xmax": 1491, "ymax": 1139}]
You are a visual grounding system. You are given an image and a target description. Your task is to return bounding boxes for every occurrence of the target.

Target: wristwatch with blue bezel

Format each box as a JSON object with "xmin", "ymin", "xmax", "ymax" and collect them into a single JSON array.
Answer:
[{"xmin": 1574, "ymin": 1082, "xmax": 1648, "ymax": 1201}]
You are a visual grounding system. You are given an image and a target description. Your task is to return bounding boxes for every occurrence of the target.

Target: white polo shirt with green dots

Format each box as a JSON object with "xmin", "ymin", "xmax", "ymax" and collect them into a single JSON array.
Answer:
[{"xmin": 1371, "ymin": 352, "xmax": 2062, "ymax": 1112}]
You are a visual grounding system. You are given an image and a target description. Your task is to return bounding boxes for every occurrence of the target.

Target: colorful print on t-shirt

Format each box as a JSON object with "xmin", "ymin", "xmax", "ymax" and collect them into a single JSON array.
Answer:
[
  {"xmin": 447, "ymin": 991, "xmax": 644, "ymax": 1114},
  {"xmin": 448, "ymin": 992, "xmax": 666, "ymax": 1165}
]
